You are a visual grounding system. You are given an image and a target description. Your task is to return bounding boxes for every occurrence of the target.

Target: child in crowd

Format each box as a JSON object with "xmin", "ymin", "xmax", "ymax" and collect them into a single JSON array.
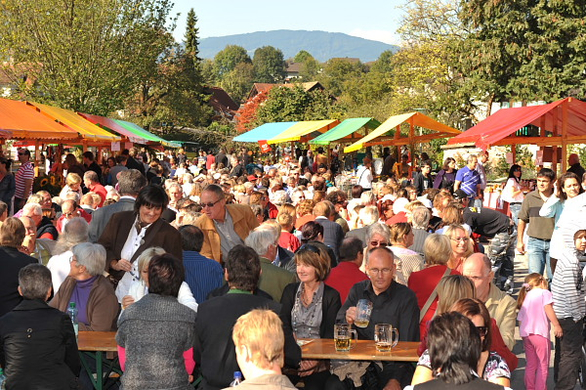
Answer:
[{"xmin": 517, "ymin": 273, "xmax": 563, "ymax": 390}]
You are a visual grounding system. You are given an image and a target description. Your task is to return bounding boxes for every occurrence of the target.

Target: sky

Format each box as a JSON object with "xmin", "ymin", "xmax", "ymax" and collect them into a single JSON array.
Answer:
[{"xmin": 170, "ymin": 0, "xmax": 407, "ymax": 45}]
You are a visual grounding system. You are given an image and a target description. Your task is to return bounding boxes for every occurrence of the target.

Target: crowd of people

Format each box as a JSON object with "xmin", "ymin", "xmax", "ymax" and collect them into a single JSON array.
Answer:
[{"xmin": 0, "ymin": 144, "xmax": 583, "ymax": 390}]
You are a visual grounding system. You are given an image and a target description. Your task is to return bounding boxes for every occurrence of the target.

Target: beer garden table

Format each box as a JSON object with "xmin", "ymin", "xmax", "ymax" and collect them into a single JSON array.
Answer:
[
  {"xmin": 77, "ymin": 331, "xmax": 121, "ymax": 390},
  {"xmin": 300, "ymin": 339, "xmax": 419, "ymax": 362}
]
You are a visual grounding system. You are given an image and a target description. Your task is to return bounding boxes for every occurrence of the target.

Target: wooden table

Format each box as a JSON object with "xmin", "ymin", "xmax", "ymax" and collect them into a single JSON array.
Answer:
[
  {"xmin": 78, "ymin": 331, "xmax": 120, "ymax": 390},
  {"xmin": 300, "ymin": 339, "xmax": 420, "ymax": 362}
]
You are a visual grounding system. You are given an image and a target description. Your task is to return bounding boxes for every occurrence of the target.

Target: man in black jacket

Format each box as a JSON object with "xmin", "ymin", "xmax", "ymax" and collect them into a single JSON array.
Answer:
[
  {"xmin": 194, "ymin": 245, "xmax": 301, "ymax": 390},
  {"xmin": 0, "ymin": 264, "xmax": 80, "ymax": 389}
]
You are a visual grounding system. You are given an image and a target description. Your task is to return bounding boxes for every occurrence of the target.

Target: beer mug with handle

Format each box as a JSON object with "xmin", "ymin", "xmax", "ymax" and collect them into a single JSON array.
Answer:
[
  {"xmin": 334, "ymin": 323, "xmax": 358, "ymax": 352},
  {"xmin": 374, "ymin": 323, "xmax": 399, "ymax": 352}
]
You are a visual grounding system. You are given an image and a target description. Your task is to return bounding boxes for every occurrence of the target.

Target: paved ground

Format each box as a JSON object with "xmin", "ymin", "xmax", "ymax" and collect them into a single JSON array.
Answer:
[{"xmin": 509, "ymin": 254, "xmax": 581, "ymax": 390}]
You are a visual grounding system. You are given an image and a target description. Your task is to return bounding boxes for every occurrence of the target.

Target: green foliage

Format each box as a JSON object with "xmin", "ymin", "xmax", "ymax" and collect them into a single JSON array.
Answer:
[
  {"xmin": 213, "ymin": 45, "xmax": 251, "ymax": 78},
  {"xmin": 294, "ymin": 50, "xmax": 315, "ymax": 63},
  {"xmin": 490, "ymin": 146, "xmax": 536, "ymax": 181},
  {"xmin": 0, "ymin": 0, "xmax": 176, "ymax": 116},
  {"xmin": 252, "ymin": 46, "xmax": 287, "ymax": 83},
  {"xmin": 185, "ymin": 9, "xmax": 201, "ymax": 61},
  {"xmin": 253, "ymin": 86, "xmax": 340, "ymax": 127},
  {"xmin": 458, "ymin": 0, "xmax": 586, "ymax": 102},
  {"xmin": 317, "ymin": 59, "xmax": 367, "ymax": 97},
  {"xmin": 220, "ymin": 63, "xmax": 256, "ymax": 104}
]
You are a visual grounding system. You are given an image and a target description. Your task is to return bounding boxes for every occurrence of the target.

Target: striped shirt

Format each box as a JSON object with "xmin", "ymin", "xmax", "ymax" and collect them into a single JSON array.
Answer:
[
  {"xmin": 14, "ymin": 161, "xmax": 34, "ymax": 198},
  {"xmin": 552, "ymin": 247, "xmax": 585, "ymax": 321}
]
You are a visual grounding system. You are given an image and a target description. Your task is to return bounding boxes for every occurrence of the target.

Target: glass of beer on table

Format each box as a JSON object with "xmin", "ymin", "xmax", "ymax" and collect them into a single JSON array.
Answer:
[
  {"xmin": 334, "ymin": 323, "xmax": 358, "ymax": 352},
  {"xmin": 374, "ymin": 323, "xmax": 399, "ymax": 352}
]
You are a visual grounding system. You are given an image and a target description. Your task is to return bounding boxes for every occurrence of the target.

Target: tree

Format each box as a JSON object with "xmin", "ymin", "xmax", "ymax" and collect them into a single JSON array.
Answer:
[
  {"xmin": 184, "ymin": 9, "xmax": 201, "ymax": 63},
  {"xmin": 220, "ymin": 62, "xmax": 255, "ymax": 104},
  {"xmin": 235, "ymin": 90, "xmax": 269, "ymax": 133},
  {"xmin": 252, "ymin": 46, "xmax": 287, "ymax": 83},
  {"xmin": 213, "ymin": 45, "xmax": 251, "ymax": 78},
  {"xmin": 0, "ymin": 0, "xmax": 176, "ymax": 115},
  {"xmin": 318, "ymin": 58, "xmax": 367, "ymax": 97},
  {"xmin": 294, "ymin": 50, "xmax": 314, "ymax": 63},
  {"xmin": 253, "ymin": 85, "xmax": 339, "ymax": 126}
]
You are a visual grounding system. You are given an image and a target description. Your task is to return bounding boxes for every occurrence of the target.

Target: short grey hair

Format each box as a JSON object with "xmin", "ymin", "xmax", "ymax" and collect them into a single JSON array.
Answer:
[
  {"xmin": 54, "ymin": 217, "xmax": 89, "ymax": 254},
  {"xmin": 137, "ymin": 247, "xmax": 166, "ymax": 276},
  {"xmin": 19, "ymin": 264, "xmax": 52, "ymax": 300},
  {"xmin": 359, "ymin": 205, "xmax": 379, "ymax": 226},
  {"xmin": 22, "ymin": 203, "xmax": 42, "ymax": 217},
  {"xmin": 411, "ymin": 206, "xmax": 431, "ymax": 229},
  {"xmin": 118, "ymin": 169, "xmax": 147, "ymax": 196},
  {"xmin": 366, "ymin": 222, "xmax": 391, "ymax": 242},
  {"xmin": 72, "ymin": 243, "xmax": 106, "ymax": 276},
  {"xmin": 245, "ymin": 228, "xmax": 278, "ymax": 257}
]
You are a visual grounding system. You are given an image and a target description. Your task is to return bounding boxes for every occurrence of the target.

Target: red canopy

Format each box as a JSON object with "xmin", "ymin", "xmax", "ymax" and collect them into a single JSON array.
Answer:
[{"xmin": 447, "ymin": 97, "xmax": 586, "ymax": 150}]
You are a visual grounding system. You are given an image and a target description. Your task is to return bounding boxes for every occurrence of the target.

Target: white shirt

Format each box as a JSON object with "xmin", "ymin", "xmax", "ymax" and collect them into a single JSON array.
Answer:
[
  {"xmin": 115, "ymin": 217, "xmax": 151, "ymax": 301},
  {"xmin": 47, "ymin": 250, "xmax": 73, "ymax": 294},
  {"xmin": 356, "ymin": 165, "xmax": 373, "ymax": 189}
]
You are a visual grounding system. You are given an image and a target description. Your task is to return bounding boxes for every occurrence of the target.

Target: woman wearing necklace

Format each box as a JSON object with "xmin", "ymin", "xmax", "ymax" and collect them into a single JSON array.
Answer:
[
  {"xmin": 0, "ymin": 157, "xmax": 15, "ymax": 214},
  {"xmin": 443, "ymin": 224, "xmax": 473, "ymax": 273},
  {"xmin": 280, "ymin": 244, "xmax": 341, "ymax": 390}
]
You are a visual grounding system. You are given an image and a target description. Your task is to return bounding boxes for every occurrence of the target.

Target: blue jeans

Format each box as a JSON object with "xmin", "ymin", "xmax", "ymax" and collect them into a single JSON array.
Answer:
[
  {"xmin": 509, "ymin": 203, "xmax": 522, "ymax": 227},
  {"xmin": 527, "ymin": 236, "xmax": 552, "ymax": 280}
]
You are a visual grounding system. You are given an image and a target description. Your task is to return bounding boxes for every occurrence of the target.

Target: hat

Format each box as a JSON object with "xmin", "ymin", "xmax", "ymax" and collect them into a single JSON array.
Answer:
[
  {"xmin": 393, "ymin": 197, "xmax": 409, "ymax": 214},
  {"xmin": 416, "ymin": 196, "xmax": 433, "ymax": 209},
  {"xmin": 453, "ymin": 189, "xmax": 469, "ymax": 200},
  {"xmin": 247, "ymin": 175, "xmax": 257, "ymax": 182}
]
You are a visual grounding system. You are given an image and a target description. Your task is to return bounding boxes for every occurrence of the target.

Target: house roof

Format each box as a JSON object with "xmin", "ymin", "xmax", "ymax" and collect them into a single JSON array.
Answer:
[
  {"xmin": 205, "ymin": 86, "xmax": 239, "ymax": 117},
  {"xmin": 246, "ymin": 81, "xmax": 325, "ymax": 101},
  {"xmin": 286, "ymin": 62, "xmax": 302, "ymax": 73}
]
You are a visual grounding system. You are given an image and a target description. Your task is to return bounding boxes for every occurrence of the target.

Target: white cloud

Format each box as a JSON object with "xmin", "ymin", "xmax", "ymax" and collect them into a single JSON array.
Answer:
[{"xmin": 348, "ymin": 29, "xmax": 402, "ymax": 46}]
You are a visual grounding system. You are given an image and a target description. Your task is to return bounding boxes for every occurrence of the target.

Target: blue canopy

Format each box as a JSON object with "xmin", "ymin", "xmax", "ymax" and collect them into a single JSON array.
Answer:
[{"xmin": 233, "ymin": 122, "xmax": 297, "ymax": 142}]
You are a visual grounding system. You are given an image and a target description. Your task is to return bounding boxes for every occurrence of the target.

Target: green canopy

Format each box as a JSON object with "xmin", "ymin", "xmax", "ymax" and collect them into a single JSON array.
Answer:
[
  {"xmin": 309, "ymin": 118, "xmax": 381, "ymax": 145},
  {"xmin": 113, "ymin": 119, "xmax": 181, "ymax": 148}
]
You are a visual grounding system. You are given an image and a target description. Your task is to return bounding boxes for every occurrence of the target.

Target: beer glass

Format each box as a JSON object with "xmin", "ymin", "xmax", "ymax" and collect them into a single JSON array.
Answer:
[
  {"xmin": 374, "ymin": 323, "xmax": 399, "ymax": 352},
  {"xmin": 334, "ymin": 323, "xmax": 358, "ymax": 352},
  {"xmin": 354, "ymin": 299, "xmax": 373, "ymax": 328}
]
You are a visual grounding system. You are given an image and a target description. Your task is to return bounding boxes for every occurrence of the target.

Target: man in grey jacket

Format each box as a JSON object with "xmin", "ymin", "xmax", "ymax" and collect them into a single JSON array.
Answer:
[{"xmin": 88, "ymin": 169, "xmax": 146, "ymax": 242}]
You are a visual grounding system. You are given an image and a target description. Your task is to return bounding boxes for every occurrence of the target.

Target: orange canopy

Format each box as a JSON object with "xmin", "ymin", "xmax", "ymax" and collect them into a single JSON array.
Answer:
[{"xmin": 0, "ymin": 98, "xmax": 76, "ymax": 140}]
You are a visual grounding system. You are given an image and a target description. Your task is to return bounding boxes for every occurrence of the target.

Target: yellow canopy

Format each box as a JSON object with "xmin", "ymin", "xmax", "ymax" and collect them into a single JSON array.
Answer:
[
  {"xmin": 344, "ymin": 112, "xmax": 460, "ymax": 153},
  {"xmin": 27, "ymin": 102, "xmax": 120, "ymax": 142},
  {"xmin": 267, "ymin": 119, "xmax": 340, "ymax": 144}
]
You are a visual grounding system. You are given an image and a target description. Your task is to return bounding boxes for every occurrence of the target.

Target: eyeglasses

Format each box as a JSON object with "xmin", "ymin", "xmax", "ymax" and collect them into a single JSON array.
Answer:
[
  {"xmin": 369, "ymin": 241, "xmax": 389, "ymax": 247},
  {"xmin": 476, "ymin": 326, "xmax": 488, "ymax": 337},
  {"xmin": 201, "ymin": 198, "xmax": 223, "ymax": 208},
  {"xmin": 368, "ymin": 268, "xmax": 393, "ymax": 275},
  {"xmin": 18, "ymin": 152, "xmax": 26, "ymax": 156},
  {"xmin": 450, "ymin": 237, "xmax": 468, "ymax": 243}
]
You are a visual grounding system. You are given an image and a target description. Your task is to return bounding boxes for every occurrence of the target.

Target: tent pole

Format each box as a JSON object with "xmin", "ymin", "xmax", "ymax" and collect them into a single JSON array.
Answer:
[
  {"xmin": 561, "ymin": 101, "xmax": 569, "ymax": 172},
  {"xmin": 552, "ymin": 107, "xmax": 559, "ymax": 173}
]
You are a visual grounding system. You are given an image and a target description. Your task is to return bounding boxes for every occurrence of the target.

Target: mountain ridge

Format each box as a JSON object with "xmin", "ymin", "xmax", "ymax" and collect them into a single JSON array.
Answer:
[{"xmin": 199, "ymin": 30, "xmax": 399, "ymax": 63}]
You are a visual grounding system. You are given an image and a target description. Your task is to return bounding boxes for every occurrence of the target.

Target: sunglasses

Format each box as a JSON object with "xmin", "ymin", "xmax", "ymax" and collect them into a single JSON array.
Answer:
[
  {"xmin": 297, "ymin": 244, "xmax": 320, "ymax": 254},
  {"xmin": 476, "ymin": 326, "xmax": 488, "ymax": 337},
  {"xmin": 201, "ymin": 198, "xmax": 222, "ymax": 208}
]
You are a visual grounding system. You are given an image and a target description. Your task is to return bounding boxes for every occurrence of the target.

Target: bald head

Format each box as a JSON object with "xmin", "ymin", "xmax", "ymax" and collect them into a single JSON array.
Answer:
[{"xmin": 462, "ymin": 253, "xmax": 493, "ymax": 302}]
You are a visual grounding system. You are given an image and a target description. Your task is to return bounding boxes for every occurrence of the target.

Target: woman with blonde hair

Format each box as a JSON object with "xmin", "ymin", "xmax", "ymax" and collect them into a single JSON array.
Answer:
[
  {"xmin": 443, "ymin": 224, "xmax": 473, "ymax": 273},
  {"xmin": 409, "ymin": 234, "xmax": 458, "ymax": 337},
  {"xmin": 389, "ymin": 222, "xmax": 424, "ymax": 284},
  {"xmin": 59, "ymin": 173, "xmax": 82, "ymax": 202}
]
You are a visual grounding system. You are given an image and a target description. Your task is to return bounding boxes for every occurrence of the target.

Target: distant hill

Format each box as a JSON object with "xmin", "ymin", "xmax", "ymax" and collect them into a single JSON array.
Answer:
[{"xmin": 199, "ymin": 30, "xmax": 399, "ymax": 63}]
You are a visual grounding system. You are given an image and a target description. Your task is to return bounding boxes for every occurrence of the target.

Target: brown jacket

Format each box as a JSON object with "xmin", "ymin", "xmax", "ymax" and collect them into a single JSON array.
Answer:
[
  {"xmin": 50, "ymin": 275, "xmax": 119, "ymax": 331},
  {"xmin": 195, "ymin": 204, "xmax": 259, "ymax": 263},
  {"xmin": 98, "ymin": 210, "xmax": 183, "ymax": 280}
]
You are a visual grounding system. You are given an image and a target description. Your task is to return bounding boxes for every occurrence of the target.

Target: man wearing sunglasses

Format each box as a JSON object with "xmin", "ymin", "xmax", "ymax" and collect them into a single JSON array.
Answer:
[{"xmin": 195, "ymin": 184, "xmax": 258, "ymax": 263}]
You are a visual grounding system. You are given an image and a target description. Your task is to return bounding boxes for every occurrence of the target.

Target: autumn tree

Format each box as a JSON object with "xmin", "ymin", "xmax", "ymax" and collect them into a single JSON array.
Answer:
[
  {"xmin": 252, "ymin": 46, "xmax": 287, "ymax": 83},
  {"xmin": 0, "ymin": 0, "xmax": 176, "ymax": 115},
  {"xmin": 235, "ymin": 90, "xmax": 269, "ymax": 133}
]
